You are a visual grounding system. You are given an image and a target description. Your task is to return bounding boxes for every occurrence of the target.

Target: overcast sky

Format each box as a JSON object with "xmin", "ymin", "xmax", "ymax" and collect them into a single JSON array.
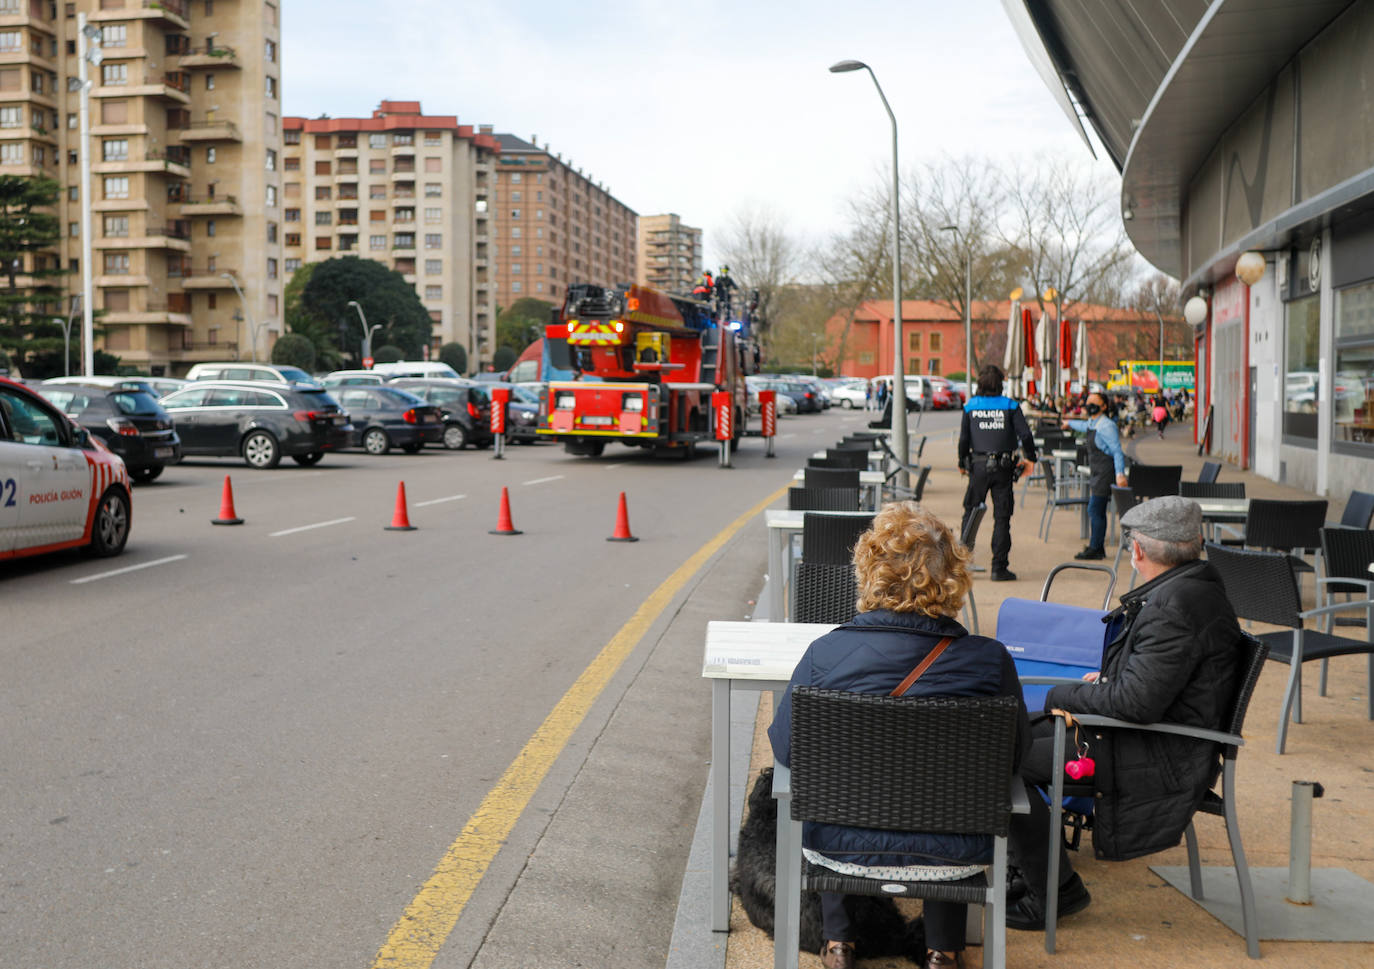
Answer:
[{"xmin": 283, "ymin": 0, "xmax": 1120, "ymax": 265}]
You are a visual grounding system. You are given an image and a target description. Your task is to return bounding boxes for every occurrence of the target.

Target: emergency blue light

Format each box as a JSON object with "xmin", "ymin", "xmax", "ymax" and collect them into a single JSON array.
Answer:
[{"xmin": 728, "ymin": 321, "xmax": 742, "ymax": 331}]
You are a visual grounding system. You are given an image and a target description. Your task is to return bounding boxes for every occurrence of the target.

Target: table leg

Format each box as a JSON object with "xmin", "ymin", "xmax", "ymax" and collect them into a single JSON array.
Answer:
[
  {"xmin": 768, "ymin": 528, "xmax": 784, "ymax": 624},
  {"xmin": 711, "ymin": 678, "xmax": 731, "ymax": 932}
]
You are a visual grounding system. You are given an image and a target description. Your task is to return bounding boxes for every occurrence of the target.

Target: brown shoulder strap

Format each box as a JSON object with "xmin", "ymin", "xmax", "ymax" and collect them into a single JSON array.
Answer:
[{"xmin": 889, "ymin": 636, "xmax": 955, "ymax": 697}]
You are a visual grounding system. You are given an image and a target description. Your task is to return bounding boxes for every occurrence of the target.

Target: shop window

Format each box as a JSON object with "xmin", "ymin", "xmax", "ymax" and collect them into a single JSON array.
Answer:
[
  {"xmin": 1333, "ymin": 280, "xmax": 1374, "ymax": 447},
  {"xmin": 1283, "ymin": 294, "xmax": 1322, "ymax": 444}
]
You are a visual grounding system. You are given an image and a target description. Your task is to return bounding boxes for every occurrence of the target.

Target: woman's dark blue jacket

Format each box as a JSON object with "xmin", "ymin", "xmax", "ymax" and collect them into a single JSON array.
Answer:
[{"xmin": 767, "ymin": 609, "xmax": 1030, "ymax": 867}]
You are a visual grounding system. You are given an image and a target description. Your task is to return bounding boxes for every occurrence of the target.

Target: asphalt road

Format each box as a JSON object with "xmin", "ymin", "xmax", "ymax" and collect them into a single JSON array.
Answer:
[{"xmin": 0, "ymin": 404, "xmax": 961, "ymax": 969}]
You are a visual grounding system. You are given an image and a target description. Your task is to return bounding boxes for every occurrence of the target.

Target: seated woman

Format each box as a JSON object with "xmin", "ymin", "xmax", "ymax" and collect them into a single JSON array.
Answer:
[{"xmin": 769, "ymin": 503, "xmax": 1030, "ymax": 969}]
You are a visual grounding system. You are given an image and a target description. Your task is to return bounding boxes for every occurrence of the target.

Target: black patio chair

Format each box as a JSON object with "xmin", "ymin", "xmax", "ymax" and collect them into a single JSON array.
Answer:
[
  {"xmin": 1126, "ymin": 463, "xmax": 1182, "ymax": 501},
  {"xmin": 1231, "ymin": 498, "xmax": 1329, "ymax": 590},
  {"xmin": 1205, "ymin": 543, "xmax": 1373, "ymax": 754},
  {"xmin": 774, "ymin": 690, "xmax": 1023, "ymax": 969},
  {"xmin": 823, "ymin": 448, "xmax": 869, "ymax": 470},
  {"xmin": 960, "ymin": 503, "xmax": 987, "ymax": 633},
  {"xmin": 1315, "ymin": 528, "xmax": 1374, "ymax": 692},
  {"xmin": 801, "ymin": 511, "xmax": 873, "ymax": 566},
  {"xmin": 787, "ymin": 486, "xmax": 860, "ymax": 513},
  {"xmin": 802, "ymin": 467, "xmax": 860, "ymax": 493},
  {"xmin": 792, "ymin": 562, "xmax": 858, "ymax": 623},
  {"xmin": 1037, "ymin": 460, "xmax": 1089, "ymax": 540},
  {"xmin": 1110, "ymin": 486, "xmax": 1139, "ymax": 591},
  {"xmin": 1180, "ymin": 481, "xmax": 1247, "ymax": 499},
  {"xmin": 1036, "ymin": 634, "xmax": 1267, "ymax": 957},
  {"xmin": 1328, "ymin": 489, "xmax": 1374, "ymax": 531},
  {"xmin": 1197, "ymin": 460, "xmax": 1223, "ymax": 484}
]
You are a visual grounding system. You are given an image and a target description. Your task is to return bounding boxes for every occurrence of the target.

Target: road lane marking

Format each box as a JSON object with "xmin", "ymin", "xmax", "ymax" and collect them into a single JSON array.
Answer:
[
  {"xmin": 369, "ymin": 481, "xmax": 792, "ymax": 969},
  {"xmin": 70, "ymin": 554, "xmax": 188, "ymax": 585},
  {"xmin": 521, "ymin": 474, "xmax": 565, "ymax": 486},
  {"xmin": 778, "ymin": 433, "xmax": 796, "ymax": 439},
  {"xmin": 414, "ymin": 494, "xmax": 467, "ymax": 507},
  {"xmin": 269, "ymin": 516, "xmax": 356, "ymax": 537},
  {"xmin": 602, "ymin": 463, "xmax": 624, "ymax": 470}
]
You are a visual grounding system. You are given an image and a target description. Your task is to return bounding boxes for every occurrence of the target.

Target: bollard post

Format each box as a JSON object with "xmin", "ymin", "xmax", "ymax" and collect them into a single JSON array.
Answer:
[
  {"xmin": 760, "ymin": 389, "xmax": 777, "ymax": 459},
  {"xmin": 1287, "ymin": 780, "xmax": 1324, "ymax": 904},
  {"xmin": 491, "ymin": 385, "xmax": 510, "ymax": 460},
  {"xmin": 712, "ymin": 390, "xmax": 733, "ymax": 469}
]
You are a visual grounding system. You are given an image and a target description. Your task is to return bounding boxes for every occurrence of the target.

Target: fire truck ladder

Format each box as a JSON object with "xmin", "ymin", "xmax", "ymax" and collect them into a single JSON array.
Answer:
[{"xmin": 700, "ymin": 326, "xmax": 721, "ymax": 385}]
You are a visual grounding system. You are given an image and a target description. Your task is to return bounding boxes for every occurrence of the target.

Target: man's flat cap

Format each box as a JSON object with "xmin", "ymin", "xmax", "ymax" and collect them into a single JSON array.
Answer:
[{"xmin": 1120, "ymin": 495, "xmax": 1203, "ymax": 543}]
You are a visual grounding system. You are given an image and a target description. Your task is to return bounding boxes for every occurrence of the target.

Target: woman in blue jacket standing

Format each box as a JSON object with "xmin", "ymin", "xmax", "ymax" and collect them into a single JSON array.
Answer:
[{"xmin": 769, "ymin": 503, "xmax": 1030, "ymax": 969}]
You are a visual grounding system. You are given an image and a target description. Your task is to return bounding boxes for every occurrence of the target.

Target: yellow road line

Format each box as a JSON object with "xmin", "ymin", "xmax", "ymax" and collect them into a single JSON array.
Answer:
[{"xmin": 370, "ymin": 483, "xmax": 791, "ymax": 968}]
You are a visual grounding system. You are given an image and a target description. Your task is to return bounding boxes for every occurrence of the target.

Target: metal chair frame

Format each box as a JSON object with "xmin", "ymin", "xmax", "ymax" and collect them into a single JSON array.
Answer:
[
  {"xmin": 1037, "ymin": 460, "xmax": 1089, "ymax": 540},
  {"xmin": 960, "ymin": 503, "xmax": 987, "ymax": 633}
]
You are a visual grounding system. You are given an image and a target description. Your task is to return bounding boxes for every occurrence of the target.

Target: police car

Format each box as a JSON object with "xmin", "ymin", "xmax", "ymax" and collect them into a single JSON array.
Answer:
[{"xmin": 0, "ymin": 377, "xmax": 131, "ymax": 561}]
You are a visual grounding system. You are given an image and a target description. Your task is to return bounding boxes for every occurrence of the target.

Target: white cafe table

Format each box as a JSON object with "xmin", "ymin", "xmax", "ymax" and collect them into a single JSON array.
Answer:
[
  {"xmin": 1195, "ymin": 496, "xmax": 1249, "ymax": 540},
  {"xmin": 765, "ymin": 508, "xmax": 872, "ymax": 622},
  {"xmin": 702, "ymin": 620, "xmax": 835, "ymax": 934},
  {"xmin": 791, "ymin": 468, "xmax": 884, "ymax": 510}
]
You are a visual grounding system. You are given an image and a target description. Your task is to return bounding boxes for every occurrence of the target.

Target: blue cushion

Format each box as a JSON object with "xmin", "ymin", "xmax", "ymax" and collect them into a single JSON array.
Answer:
[{"xmin": 996, "ymin": 598, "xmax": 1108, "ymax": 712}]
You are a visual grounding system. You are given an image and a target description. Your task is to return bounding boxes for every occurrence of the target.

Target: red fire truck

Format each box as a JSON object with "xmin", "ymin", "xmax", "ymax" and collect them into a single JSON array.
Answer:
[{"xmin": 537, "ymin": 283, "xmax": 756, "ymax": 458}]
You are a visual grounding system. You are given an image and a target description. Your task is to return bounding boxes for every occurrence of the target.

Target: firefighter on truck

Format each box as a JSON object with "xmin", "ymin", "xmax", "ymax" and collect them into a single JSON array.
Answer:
[{"xmin": 537, "ymin": 281, "xmax": 756, "ymax": 459}]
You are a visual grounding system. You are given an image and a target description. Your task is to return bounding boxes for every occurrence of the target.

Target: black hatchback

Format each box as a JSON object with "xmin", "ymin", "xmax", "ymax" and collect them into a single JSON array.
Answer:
[
  {"xmin": 38, "ymin": 380, "xmax": 182, "ymax": 483},
  {"xmin": 388, "ymin": 379, "xmax": 494, "ymax": 450},
  {"xmin": 332, "ymin": 386, "xmax": 444, "ymax": 455},
  {"xmin": 158, "ymin": 381, "xmax": 354, "ymax": 469}
]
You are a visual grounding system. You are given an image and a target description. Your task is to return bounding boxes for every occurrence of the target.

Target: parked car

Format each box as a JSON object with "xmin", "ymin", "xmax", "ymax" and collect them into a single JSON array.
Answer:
[
  {"xmin": 331, "ymin": 386, "xmax": 444, "ymax": 454},
  {"xmin": 158, "ymin": 381, "xmax": 353, "ymax": 469},
  {"xmin": 790, "ymin": 375, "xmax": 833, "ymax": 409},
  {"xmin": 186, "ymin": 362, "xmax": 322, "ymax": 387},
  {"xmin": 388, "ymin": 378, "xmax": 494, "ymax": 449},
  {"xmin": 43, "ymin": 374, "xmax": 189, "ymax": 399},
  {"xmin": 0, "ymin": 377, "xmax": 132, "ymax": 559},
  {"xmin": 321, "ymin": 369, "xmax": 388, "ymax": 388},
  {"xmin": 38, "ymin": 380, "xmax": 181, "ymax": 483},
  {"xmin": 828, "ymin": 379, "xmax": 870, "ymax": 409},
  {"xmin": 369, "ymin": 361, "xmax": 464, "ymax": 381},
  {"xmin": 903, "ymin": 376, "xmax": 934, "ymax": 410},
  {"xmin": 746, "ymin": 377, "xmax": 800, "ymax": 415},
  {"xmin": 751, "ymin": 377, "xmax": 817, "ymax": 413},
  {"xmin": 928, "ymin": 376, "xmax": 962, "ymax": 410}
]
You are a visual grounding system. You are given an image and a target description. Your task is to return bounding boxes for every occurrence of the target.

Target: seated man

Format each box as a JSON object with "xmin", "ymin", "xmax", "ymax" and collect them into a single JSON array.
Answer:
[{"xmin": 1006, "ymin": 495, "xmax": 1247, "ymax": 930}]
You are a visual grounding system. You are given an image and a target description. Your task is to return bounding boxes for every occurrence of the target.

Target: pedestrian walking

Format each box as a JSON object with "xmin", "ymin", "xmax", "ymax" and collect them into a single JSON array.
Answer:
[{"xmin": 958, "ymin": 365, "xmax": 1037, "ymax": 582}]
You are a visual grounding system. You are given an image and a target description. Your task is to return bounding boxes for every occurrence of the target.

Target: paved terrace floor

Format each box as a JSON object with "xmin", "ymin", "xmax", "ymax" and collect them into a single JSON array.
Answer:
[{"xmin": 678, "ymin": 424, "xmax": 1374, "ymax": 969}]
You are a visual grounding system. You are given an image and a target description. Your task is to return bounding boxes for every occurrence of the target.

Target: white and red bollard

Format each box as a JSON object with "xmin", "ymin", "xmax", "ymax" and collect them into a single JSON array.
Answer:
[
  {"xmin": 712, "ymin": 390, "xmax": 733, "ymax": 468},
  {"xmin": 759, "ymin": 389, "xmax": 776, "ymax": 459},
  {"xmin": 491, "ymin": 385, "xmax": 509, "ymax": 460}
]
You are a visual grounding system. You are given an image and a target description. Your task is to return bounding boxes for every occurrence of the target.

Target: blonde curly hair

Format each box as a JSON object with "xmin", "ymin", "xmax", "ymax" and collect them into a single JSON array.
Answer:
[{"xmin": 852, "ymin": 502, "xmax": 972, "ymax": 616}]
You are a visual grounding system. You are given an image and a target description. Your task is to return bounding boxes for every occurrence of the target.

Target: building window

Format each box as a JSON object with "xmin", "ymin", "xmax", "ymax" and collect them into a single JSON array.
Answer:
[
  {"xmin": 424, "ymin": 207, "xmax": 441, "ymax": 223},
  {"xmin": 511, "ymin": 263, "xmax": 522, "ymax": 275},
  {"xmin": 1283, "ymin": 294, "xmax": 1322, "ymax": 444},
  {"xmin": 267, "ymin": 258, "xmax": 278, "ymax": 279},
  {"xmin": 284, "ymin": 156, "xmax": 299, "ymax": 171},
  {"xmin": 369, "ymin": 184, "xmax": 387, "ymax": 199},
  {"xmin": 424, "ymin": 157, "xmax": 441, "ymax": 172},
  {"xmin": 424, "ymin": 132, "xmax": 442, "ymax": 146},
  {"xmin": 206, "ymin": 219, "xmax": 216, "ymax": 237},
  {"xmin": 285, "ymin": 232, "xmax": 300, "ymax": 246},
  {"xmin": 0, "ymin": 106, "xmax": 18, "ymax": 128},
  {"xmin": 266, "ymin": 149, "xmax": 277, "ymax": 171},
  {"xmin": 284, "ymin": 208, "xmax": 300, "ymax": 223},
  {"xmin": 908, "ymin": 332, "xmax": 921, "ymax": 351},
  {"xmin": 101, "ymin": 62, "xmax": 127, "ymax": 86},
  {"xmin": 315, "ymin": 237, "xmax": 332, "ymax": 251},
  {"xmin": 267, "ymin": 222, "xmax": 278, "ymax": 243},
  {"xmin": 205, "ymin": 73, "xmax": 215, "ymax": 91},
  {"xmin": 424, "ymin": 233, "xmax": 441, "ymax": 249},
  {"xmin": 284, "ymin": 129, "xmax": 300, "ymax": 145},
  {"xmin": 512, "ymin": 281, "xmax": 522, "ymax": 293},
  {"xmin": 266, "ymin": 185, "xmax": 277, "ymax": 207},
  {"xmin": 102, "ymin": 215, "xmax": 128, "ymax": 237},
  {"xmin": 425, "ymin": 285, "xmax": 441, "ymax": 300},
  {"xmin": 315, "ymin": 211, "xmax": 332, "ymax": 225},
  {"xmin": 285, "ymin": 258, "xmax": 301, "ymax": 272},
  {"xmin": 393, "ymin": 132, "xmax": 413, "ymax": 146},
  {"xmin": 929, "ymin": 333, "xmax": 942, "ymax": 352},
  {"xmin": 395, "ymin": 207, "xmax": 414, "ymax": 223},
  {"xmin": 394, "ymin": 233, "xmax": 415, "ymax": 249},
  {"xmin": 265, "ymin": 75, "xmax": 277, "ymax": 100},
  {"xmin": 206, "ymin": 147, "xmax": 216, "ymax": 164},
  {"xmin": 68, "ymin": 221, "xmax": 78, "ymax": 237},
  {"xmin": 369, "ymin": 133, "xmax": 386, "ymax": 149},
  {"xmin": 265, "ymin": 38, "xmax": 277, "ymax": 63},
  {"xmin": 102, "ymin": 176, "xmax": 129, "ymax": 199},
  {"xmin": 369, "ymin": 158, "xmax": 386, "ymax": 175},
  {"xmin": 370, "ymin": 234, "xmax": 386, "ymax": 250},
  {"xmin": 315, "ymin": 185, "xmax": 332, "ymax": 200},
  {"xmin": 425, "ymin": 259, "xmax": 441, "ymax": 275},
  {"xmin": 103, "ymin": 252, "xmax": 130, "ymax": 275},
  {"xmin": 510, "ymin": 173, "xmax": 522, "ymax": 183},
  {"xmin": 0, "ymin": 32, "xmax": 19, "ymax": 53},
  {"xmin": 1334, "ymin": 280, "xmax": 1374, "ymax": 448}
]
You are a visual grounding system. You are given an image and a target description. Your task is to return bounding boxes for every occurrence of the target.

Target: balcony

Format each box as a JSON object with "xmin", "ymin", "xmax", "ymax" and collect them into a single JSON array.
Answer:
[
  {"xmin": 103, "ymin": 300, "xmax": 194, "ymax": 326},
  {"xmin": 177, "ymin": 44, "xmax": 240, "ymax": 69},
  {"xmin": 94, "ymin": 148, "xmax": 191, "ymax": 179},
  {"xmin": 176, "ymin": 195, "xmax": 243, "ymax": 217},
  {"xmin": 91, "ymin": 0, "xmax": 190, "ymax": 29},
  {"xmin": 96, "ymin": 73, "xmax": 192, "ymax": 104},
  {"xmin": 177, "ymin": 268, "xmax": 238, "ymax": 289},
  {"xmin": 178, "ymin": 119, "xmax": 242, "ymax": 143},
  {"xmin": 390, "ymin": 143, "xmax": 416, "ymax": 157},
  {"xmin": 133, "ymin": 223, "xmax": 192, "ymax": 251}
]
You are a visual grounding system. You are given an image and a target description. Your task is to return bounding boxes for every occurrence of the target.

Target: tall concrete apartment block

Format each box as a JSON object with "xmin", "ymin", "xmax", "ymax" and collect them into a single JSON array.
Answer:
[
  {"xmin": 489, "ymin": 133, "xmax": 636, "ymax": 316},
  {"xmin": 636, "ymin": 213, "xmax": 701, "ymax": 295},
  {"xmin": 0, "ymin": 0, "xmax": 283, "ymax": 375},
  {"xmin": 281, "ymin": 102, "xmax": 500, "ymax": 366}
]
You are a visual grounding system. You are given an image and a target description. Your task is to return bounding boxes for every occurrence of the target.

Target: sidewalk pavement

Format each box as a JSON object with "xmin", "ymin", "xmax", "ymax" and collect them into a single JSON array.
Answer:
[{"xmin": 670, "ymin": 423, "xmax": 1374, "ymax": 969}]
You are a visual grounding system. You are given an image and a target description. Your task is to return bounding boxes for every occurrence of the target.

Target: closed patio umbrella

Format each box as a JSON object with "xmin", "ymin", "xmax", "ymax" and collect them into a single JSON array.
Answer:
[
  {"xmin": 1003, "ymin": 299, "xmax": 1024, "ymax": 397},
  {"xmin": 1075, "ymin": 319, "xmax": 1089, "ymax": 386}
]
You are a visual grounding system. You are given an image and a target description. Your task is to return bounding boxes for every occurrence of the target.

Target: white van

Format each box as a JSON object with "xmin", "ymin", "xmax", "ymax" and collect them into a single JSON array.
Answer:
[{"xmin": 369, "ymin": 361, "xmax": 463, "ymax": 381}]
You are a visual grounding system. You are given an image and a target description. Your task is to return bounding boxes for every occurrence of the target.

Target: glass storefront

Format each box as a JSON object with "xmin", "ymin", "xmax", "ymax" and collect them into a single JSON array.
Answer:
[
  {"xmin": 1283, "ymin": 294, "xmax": 1321, "ymax": 443},
  {"xmin": 1334, "ymin": 281, "xmax": 1374, "ymax": 446}
]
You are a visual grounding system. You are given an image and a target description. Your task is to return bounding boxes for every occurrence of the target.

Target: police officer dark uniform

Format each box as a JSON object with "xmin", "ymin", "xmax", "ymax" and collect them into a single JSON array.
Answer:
[{"xmin": 958, "ymin": 364, "xmax": 1037, "ymax": 581}]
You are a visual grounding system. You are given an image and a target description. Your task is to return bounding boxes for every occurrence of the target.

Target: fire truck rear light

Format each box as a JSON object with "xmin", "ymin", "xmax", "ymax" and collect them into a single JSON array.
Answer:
[
  {"xmin": 613, "ymin": 320, "xmax": 624, "ymax": 333},
  {"xmin": 106, "ymin": 418, "xmax": 140, "ymax": 436}
]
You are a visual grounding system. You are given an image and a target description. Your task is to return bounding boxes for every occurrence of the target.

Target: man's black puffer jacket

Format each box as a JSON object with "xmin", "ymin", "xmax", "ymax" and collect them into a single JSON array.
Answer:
[{"xmin": 1045, "ymin": 559, "xmax": 1245, "ymax": 861}]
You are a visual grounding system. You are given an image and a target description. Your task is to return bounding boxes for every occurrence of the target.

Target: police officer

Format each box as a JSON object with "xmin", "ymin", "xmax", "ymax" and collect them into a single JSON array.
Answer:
[{"xmin": 959, "ymin": 364, "xmax": 1037, "ymax": 581}]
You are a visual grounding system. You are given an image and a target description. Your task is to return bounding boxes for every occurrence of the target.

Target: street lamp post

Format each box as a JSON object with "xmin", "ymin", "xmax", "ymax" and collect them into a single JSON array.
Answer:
[
  {"xmin": 221, "ymin": 273, "xmax": 262, "ymax": 361},
  {"xmin": 940, "ymin": 224, "xmax": 973, "ymax": 395},
  {"xmin": 76, "ymin": 15, "xmax": 102, "ymax": 376},
  {"xmin": 56, "ymin": 294, "xmax": 79, "ymax": 376},
  {"xmin": 830, "ymin": 59, "xmax": 907, "ymax": 486},
  {"xmin": 348, "ymin": 300, "xmax": 381, "ymax": 366}
]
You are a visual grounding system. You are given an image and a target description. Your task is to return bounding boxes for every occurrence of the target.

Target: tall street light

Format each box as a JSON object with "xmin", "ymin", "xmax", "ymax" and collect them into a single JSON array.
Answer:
[
  {"xmin": 940, "ymin": 224, "xmax": 973, "ymax": 397},
  {"xmin": 348, "ymin": 300, "xmax": 381, "ymax": 366},
  {"xmin": 830, "ymin": 59, "xmax": 907, "ymax": 485},
  {"xmin": 220, "ymin": 272, "xmax": 261, "ymax": 361},
  {"xmin": 76, "ymin": 15, "xmax": 102, "ymax": 376}
]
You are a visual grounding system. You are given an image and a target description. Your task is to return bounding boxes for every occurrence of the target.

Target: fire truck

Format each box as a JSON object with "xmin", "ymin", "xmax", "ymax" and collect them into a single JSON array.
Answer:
[{"xmin": 536, "ymin": 282, "xmax": 756, "ymax": 458}]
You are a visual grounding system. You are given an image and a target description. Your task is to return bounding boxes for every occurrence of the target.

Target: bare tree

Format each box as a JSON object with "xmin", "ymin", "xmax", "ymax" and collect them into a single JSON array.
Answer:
[{"xmin": 715, "ymin": 203, "xmax": 803, "ymax": 339}]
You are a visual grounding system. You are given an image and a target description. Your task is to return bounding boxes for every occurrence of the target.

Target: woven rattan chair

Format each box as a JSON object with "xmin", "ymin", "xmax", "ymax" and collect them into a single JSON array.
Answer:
[
  {"xmin": 1234, "ymin": 498, "xmax": 1329, "ymax": 588},
  {"xmin": 787, "ymin": 486, "xmax": 860, "ymax": 513},
  {"xmin": 824, "ymin": 448, "xmax": 869, "ymax": 470},
  {"xmin": 772, "ymin": 691, "xmax": 1023, "ymax": 969},
  {"xmin": 1180, "ymin": 481, "xmax": 1246, "ymax": 499},
  {"xmin": 1328, "ymin": 489, "xmax": 1374, "ymax": 530},
  {"xmin": 1126, "ymin": 463, "xmax": 1182, "ymax": 500},
  {"xmin": 961, "ymin": 503, "xmax": 987, "ymax": 633},
  {"xmin": 1110, "ymin": 486, "xmax": 1139, "ymax": 591},
  {"xmin": 791, "ymin": 562, "xmax": 858, "ymax": 623},
  {"xmin": 1037, "ymin": 460, "xmax": 1090, "ymax": 540},
  {"xmin": 1315, "ymin": 528, "xmax": 1374, "ymax": 693},
  {"xmin": 1206, "ymin": 543, "xmax": 1373, "ymax": 754},
  {"xmin": 1197, "ymin": 460, "xmax": 1223, "ymax": 484},
  {"xmin": 1036, "ymin": 634, "xmax": 1268, "ymax": 958},
  {"xmin": 803, "ymin": 467, "xmax": 861, "ymax": 493},
  {"xmin": 801, "ymin": 512, "xmax": 874, "ymax": 566}
]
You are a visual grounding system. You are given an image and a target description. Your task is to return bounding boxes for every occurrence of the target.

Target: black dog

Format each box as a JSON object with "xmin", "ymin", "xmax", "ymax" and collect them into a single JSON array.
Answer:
[{"xmin": 730, "ymin": 768, "xmax": 926, "ymax": 962}]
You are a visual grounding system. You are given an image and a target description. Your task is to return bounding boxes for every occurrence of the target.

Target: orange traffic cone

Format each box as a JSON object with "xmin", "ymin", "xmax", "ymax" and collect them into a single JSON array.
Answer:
[
  {"xmin": 607, "ymin": 491, "xmax": 638, "ymax": 542},
  {"xmin": 211, "ymin": 475, "xmax": 243, "ymax": 525},
  {"xmin": 489, "ymin": 486, "xmax": 522, "ymax": 535},
  {"xmin": 384, "ymin": 481, "xmax": 417, "ymax": 531}
]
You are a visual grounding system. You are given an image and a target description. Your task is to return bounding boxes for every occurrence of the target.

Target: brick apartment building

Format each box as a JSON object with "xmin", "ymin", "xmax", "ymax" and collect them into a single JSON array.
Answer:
[
  {"xmin": 0, "ymin": 0, "xmax": 283, "ymax": 375},
  {"xmin": 635, "ymin": 212, "xmax": 701, "ymax": 294},
  {"xmin": 281, "ymin": 101, "xmax": 499, "ymax": 366},
  {"xmin": 487, "ymin": 133, "xmax": 636, "ymax": 317}
]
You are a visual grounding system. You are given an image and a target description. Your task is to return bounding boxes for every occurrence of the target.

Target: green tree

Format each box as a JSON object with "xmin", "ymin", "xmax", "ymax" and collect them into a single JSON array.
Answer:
[
  {"xmin": 271, "ymin": 332, "xmax": 316, "ymax": 371},
  {"xmin": 0, "ymin": 175, "xmax": 65, "ymax": 375},
  {"xmin": 491, "ymin": 345, "xmax": 517, "ymax": 373},
  {"xmin": 495, "ymin": 297, "xmax": 552, "ymax": 353},
  {"xmin": 438, "ymin": 341, "xmax": 467, "ymax": 375},
  {"xmin": 300, "ymin": 256, "xmax": 432, "ymax": 363},
  {"xmin": 373, "ymin": 344, "xmax": 404, "ymax": 364},
  {"xmin": 283, "ymin": 261, "xmax": 342, "ymax": 371}
]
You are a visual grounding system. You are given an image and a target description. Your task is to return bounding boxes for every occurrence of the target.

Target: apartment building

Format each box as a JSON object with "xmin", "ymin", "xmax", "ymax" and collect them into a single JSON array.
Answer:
[
  {"xmin": 281, "ymin": 101, "xmax": 500, "ymax": 366},
  {"xmin": 0, "ymin": 0, "xmax": 284, "ymax": 375},
  {"xmin": 635, "ymin": 212, "xmax": 701, "ymax": 295},
  {"xmin": 488, "ymin": 133, "xmax": 636, "ymax": 315}
]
